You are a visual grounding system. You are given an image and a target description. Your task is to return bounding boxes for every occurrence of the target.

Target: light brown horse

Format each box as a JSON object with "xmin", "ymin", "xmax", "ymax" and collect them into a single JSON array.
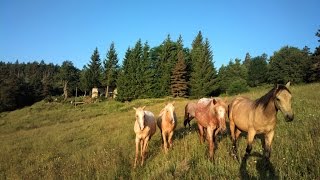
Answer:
[
  {"xmin": 157, "ymin": 102, "xmax": 177, "ymax": 153},
  {"xmin": 133, "ymin": 106, "xmax": 156, "ymax": 168},
  {"xmin": 228, "ymin": 82, "xmax": 294, "ymax": 160},
  {"xmin": 195, "ymin": 98, "xmax": 228, "ymax": 160}
]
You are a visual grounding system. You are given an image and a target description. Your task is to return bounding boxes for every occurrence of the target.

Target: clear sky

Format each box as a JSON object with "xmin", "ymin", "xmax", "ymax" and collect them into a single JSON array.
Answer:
[{"xmin": 1, "ymin": 0, "xmax": 319, "ymax": 69}]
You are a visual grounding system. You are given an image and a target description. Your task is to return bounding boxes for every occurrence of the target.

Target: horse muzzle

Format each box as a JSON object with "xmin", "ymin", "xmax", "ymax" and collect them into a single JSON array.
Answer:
[{"xmin": 285, "ymin": 113, "xmax": 294, "ymax": 122}]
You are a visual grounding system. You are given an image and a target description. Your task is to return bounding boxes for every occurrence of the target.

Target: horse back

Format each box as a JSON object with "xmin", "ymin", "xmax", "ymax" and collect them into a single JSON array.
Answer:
[{"xmin": 144, "ymin": 111, "xmax": 156, "ymax": 136}]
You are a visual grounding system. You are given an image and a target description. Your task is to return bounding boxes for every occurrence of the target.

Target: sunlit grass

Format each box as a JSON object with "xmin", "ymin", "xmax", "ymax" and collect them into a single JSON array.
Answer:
[{"xmin": 0, "ymin": 83, "xmax": 319, "ymax": 179}]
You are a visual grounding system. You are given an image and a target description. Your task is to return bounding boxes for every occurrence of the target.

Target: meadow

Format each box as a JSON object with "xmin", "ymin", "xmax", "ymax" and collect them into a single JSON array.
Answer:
[{"xmin": 0, "ymin": 83, "xmax": 319, "ymax": 179}]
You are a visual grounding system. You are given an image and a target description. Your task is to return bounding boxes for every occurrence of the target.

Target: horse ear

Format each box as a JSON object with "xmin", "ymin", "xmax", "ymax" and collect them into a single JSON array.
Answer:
[
  {"xmin": 172, "ymin": 101, "xmax": 175, "ymax": 105},
  {"xmin": 142, "ymin": 106, "xmax": 146, "ymax": 110},
  {"xmin": 285, "ymin": 81, "xmax": 291, "ymax": 88},
  {"xmin": 212, "ymin": 98, "xmax": 217, "ymax": 105},
  {"xmin": 133, "ymin": 107, "xmax": 137, "ymax": 111}
]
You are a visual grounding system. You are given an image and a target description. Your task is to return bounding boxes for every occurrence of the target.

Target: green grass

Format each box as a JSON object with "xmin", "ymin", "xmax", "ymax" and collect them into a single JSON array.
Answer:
[{"xmin": 0, "ymin": 83, "xmax": 319, "ymax": 179}]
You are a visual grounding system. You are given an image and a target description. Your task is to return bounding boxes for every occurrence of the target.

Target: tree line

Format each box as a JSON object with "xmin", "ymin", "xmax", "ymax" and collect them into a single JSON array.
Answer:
[{"xmin": 1, "ymin": 30, "xmax": 319, "ymax": 112}]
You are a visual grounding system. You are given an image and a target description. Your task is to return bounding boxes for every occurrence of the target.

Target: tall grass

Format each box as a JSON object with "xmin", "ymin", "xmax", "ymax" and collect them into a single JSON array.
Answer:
[{"xmin": 0, "ymin": 83, "xmax": 319, "ymax": 179}]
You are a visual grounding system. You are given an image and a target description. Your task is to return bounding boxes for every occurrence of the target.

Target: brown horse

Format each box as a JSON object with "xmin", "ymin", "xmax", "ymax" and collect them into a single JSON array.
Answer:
[
  {"xmin": 157, "ymin": 102, "xmax": 177, "ymax": 153},
  {"xmin": 183, "ymin": 98, "xmax": 217, "ymax": 128},
  {"xmin": 195, "ymin": 98, "xmax": 228, "ymax": 160},
  {"xmin": 183, "ymin": 102, "xmax": 197, "ymax": 128},
  {"xmin": 228, "ymin": 82, "xmax": 294, "ymax": 160},
  {"xmin": 133, "ymin": 106, "xmax": 156, "ymax": 168}
]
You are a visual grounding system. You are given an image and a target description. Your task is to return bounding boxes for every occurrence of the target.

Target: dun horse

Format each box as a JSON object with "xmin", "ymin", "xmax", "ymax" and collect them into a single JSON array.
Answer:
[
  {"xmin": 195, "ymin": 98, "xmax": 228, "ymax": 160},
  {"xmin": 228, "ymin": 82, "xmax": 294, "ymax": 160},
  {"xmin": 157, "ymin": 102, "xmax": 177, "ymax": 153},
  {"xmin": 133, "ymin": 106, "xmax": 156, "ymax": 168}
]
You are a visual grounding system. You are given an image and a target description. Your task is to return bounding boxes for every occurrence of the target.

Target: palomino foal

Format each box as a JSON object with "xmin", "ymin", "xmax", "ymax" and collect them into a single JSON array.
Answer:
[
  {"xmin": 133, "ymin": 106, "xmax": 156, "ymax": 168},
  {"xmin": 157, "ymin": 102, "xmax": 177, "ymax": 153}
]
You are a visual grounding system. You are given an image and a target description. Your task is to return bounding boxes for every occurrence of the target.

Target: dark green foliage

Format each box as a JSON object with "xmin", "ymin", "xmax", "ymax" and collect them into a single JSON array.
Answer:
[
  {"xmin": 306, "ymin": 29, "xmax": 320, "ymax": 82},
  {"xmin": 0, "ymin": 61, "xmax": 60, "ymax": 112},
  {"xmin": 58, "ymin": 61, "xmax": 79, "ymax": 100},
  {"xmin": 217, "ymin": 59, "xmax": 248, "ymax": 95},
  {"xmin": 87, "ymin": 48, "xmax": 102, "ymax": 89},
  {"xmin": 79, "ymin": 65, "xmax": 91, "ymax": 96},
  {"xmin": 227, "ymin": 78, "xmax": 249, "ymax": 95},
  {"xmin": 154, "ymin": 35, "xmax": 178, "ymax": 97},
  {"xmin": 189, "ymin": 32, "xmax": 217, "ymax": 97},
  {"xmin": 247, "ymin": 54, "xmax": 268, "ymax": 87},
  {"xmin": 103, "ymin": 42, "xmax": 119, "ymax": 88},
  {"xmin": 243, "ymin": 52, "xmax": 251, "ymax": 69},
  {"xmin": 268, "ymin": 46, "xmax": 309, "ymax": 84},
  {"xmin": 103, "ymin": 42, "xmax": 119, "ymax": 97},
  {"xmin": 116, "ymin": 48, "xmax": 135, "ymax": 101}
]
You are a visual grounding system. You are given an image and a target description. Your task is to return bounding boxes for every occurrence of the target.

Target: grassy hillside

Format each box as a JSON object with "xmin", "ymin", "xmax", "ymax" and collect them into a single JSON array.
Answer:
[{"xmin": 0, "ymin": 83, "xmax": 319, "ymax": 179}]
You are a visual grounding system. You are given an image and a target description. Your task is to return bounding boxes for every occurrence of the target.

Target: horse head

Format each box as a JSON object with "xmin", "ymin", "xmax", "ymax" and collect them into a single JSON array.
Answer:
[
  {"xmin": 133, "ymin": 106, "xmax": 146, "ymax": 130},
  {"xmin": 164, "ymin": 102, "xmax": 176, "ymax": 123},
  {"xmin": 275, "ymin": 82, "xmax": 294, "ymax": 122},
  {"xmin": 212, "ymin": 98, "xmax": 228, "ymax": 132}
]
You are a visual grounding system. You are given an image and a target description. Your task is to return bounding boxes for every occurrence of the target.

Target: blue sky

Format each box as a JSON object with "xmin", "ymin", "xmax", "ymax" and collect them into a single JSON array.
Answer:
[{"xmin": 1, "ymin": 0, "xmax": 319, "ymax": 69}]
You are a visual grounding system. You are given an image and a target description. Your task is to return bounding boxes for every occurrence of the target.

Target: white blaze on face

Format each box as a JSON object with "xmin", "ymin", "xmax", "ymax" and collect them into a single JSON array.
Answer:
[
  {"xmin": 216, "ymin": 106, "xmax": 226, "ymax": 120},
  {"xmin": 136, "ymin": 110, "xmax": 145, "ymax": 130}
]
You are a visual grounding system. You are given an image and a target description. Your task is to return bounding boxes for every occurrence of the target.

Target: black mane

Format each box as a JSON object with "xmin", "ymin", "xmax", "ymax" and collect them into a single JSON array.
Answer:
[{"xmin": 254, "ymin": 85, "xmax": 291, "ymax": 110}]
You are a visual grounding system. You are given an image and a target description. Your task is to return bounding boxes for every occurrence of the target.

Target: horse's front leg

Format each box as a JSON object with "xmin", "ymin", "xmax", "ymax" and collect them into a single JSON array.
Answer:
[
  {"xmin": 134, "ymin": 138, "xmax": 139, "ymax": 168},
  {"xmin": 264, "ymin": 130, "xmax": 274, "ymax": 159},
  {"xmin": 207, "ymin": 127, "xmax": 214, "ymax": 161},
  {"xmin": 162, "ymin": 131, "xmax": 168, "ymax": 153}
]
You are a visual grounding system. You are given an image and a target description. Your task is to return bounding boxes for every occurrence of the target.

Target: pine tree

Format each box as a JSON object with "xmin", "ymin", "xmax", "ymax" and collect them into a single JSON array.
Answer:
[
  {"xmin": 171, "ymin": 50, "xmax": 188, "ymax": 97},
  {"xmin": 116, "ymin": 48, "xmax": 135, "ymax": 101},
  {"xmin": 88, "ymin": 47, "xmax": 102, "ymax": 89},
  {"xmin": 140, "ymin": 42, "xmax": 155, "ymax": 98},
  {"xmin": 243, "ymin": 52, "xmax": 251, "ymax": 69},
  {"xmin": 155, "ymin": 35, "xmax": 178, "ymax": 97},
  {"xmin": 103, "ymin": 42, "xmax": 119, "ymax": 98},
  {"xmin": 190, "ymin": 32, "xmax": 217, "ymax": 97}
]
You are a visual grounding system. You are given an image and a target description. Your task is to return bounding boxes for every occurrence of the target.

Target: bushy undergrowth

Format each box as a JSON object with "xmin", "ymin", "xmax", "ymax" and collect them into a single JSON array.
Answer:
[{"xmin": 0, "ymin": 83, "xmax": 319, "ymax": 179}]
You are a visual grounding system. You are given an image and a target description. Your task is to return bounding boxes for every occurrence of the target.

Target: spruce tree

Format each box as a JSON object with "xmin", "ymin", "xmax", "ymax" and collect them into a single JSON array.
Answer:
[
  {"xmin": 116, "ymin": 48, "xmax": 135, "ymax": 101},
  {"xmin": 243, "ymin": 52, "xmax": 251, "ymax": 69},
  {"xmin": 103, "ymin": 42, "xmax": 119, "ymax": 97},
  {"xmin": 171, "ymin": 50, "xmax": 188, "ymax": 97},
  {"xmin": 190, "ymin": 32, "xmax": 217, "ymax": 97},
  {"xmin": 88, "ymin": 47, "xmax": 102, "ymax": 89}
]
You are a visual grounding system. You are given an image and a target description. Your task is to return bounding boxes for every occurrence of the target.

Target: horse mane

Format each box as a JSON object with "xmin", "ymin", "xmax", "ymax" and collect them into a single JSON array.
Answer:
[{"xmin": 254, "ymin": 84, "xmax": 291, "ymax": 110}]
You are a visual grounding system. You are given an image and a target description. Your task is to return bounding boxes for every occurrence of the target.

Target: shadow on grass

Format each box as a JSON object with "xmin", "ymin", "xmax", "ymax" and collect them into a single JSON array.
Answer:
[{"xmin": 240, "ymin": 152, "xmax": 279, "ymax": 180}]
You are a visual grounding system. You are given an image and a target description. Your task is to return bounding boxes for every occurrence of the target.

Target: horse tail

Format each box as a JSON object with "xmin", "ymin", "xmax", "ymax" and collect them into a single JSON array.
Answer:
[{"xmin": 183, "ymin": 104, "xmax": 190, "ymax": 127}]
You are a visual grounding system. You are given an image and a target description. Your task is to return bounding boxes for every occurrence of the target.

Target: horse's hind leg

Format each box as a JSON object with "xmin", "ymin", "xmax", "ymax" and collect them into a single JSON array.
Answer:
[
  {"xmin": 230, "ymin": 120, "xmax": 239, "ymax": 160},
  {"xmin": 141, "ymin": 137, "xmax": 150, "ymax": 166},
  {"xmin": 245, "ymin": 129, "xmax": 256, "ymax": 157},
  {"xmin": 168, "ymin": 131, "xmax": 174, "ymax": 148},
  {"xmin": 264, "ymin": 130, "xmax": 274, "ymax": 159},
  {"xmin": 207, "ymin": 127, "xmax": 215, "ymax": 161},
  {"xmin": 197, "ymin": 124, "xmax": 204, "ymax": 143}
]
